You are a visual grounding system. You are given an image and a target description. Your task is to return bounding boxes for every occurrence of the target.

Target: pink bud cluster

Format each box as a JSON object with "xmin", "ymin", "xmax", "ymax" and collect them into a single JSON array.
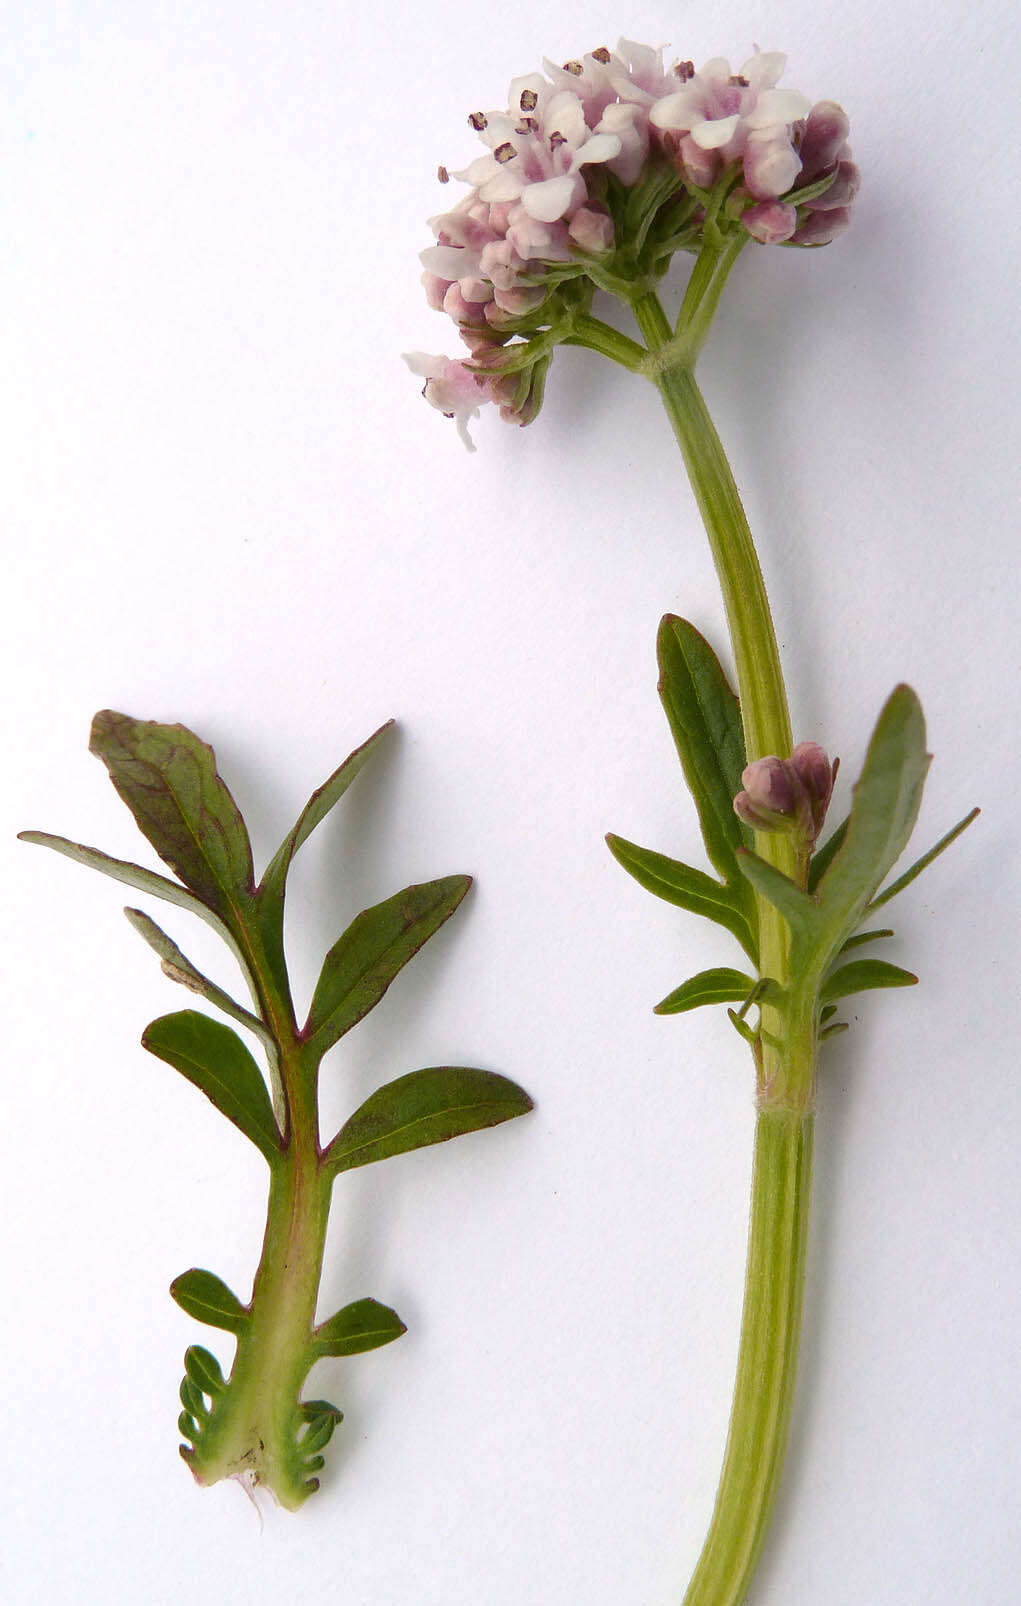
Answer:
[
  {"xmin": 733, "ymin": 742, "xmax": 835, "ymax": 842},
  {"xmin": 407, "ymin": 42, "xmax": 858, "ymax": 444}
]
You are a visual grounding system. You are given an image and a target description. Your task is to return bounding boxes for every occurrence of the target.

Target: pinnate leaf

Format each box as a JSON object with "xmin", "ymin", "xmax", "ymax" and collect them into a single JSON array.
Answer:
[
  {"xmin": 88, "ymin": 711, "xmax": 255, "ymax": 927},
  {"xmin": 326, "ymin": 1066, "xmax": 533, "ymax": 1175},
  {"xmin": 656, "ymin": 616, "xmax": 750, "ymax": 883},
  {"xmin": 305, "ymin": 876, "xmax": 472, "ymax": 1052},
  {"xmin": 143, "ymin": 1010, "xmax": 281, "ymax": 1162},
  {"xmin": 170, "ymin": 1267, "xmax": 250, "ymax": 1334},
  {"xmin": 654, "ymin": 967, "xmax": 756, "ymax": 1015},
  {"xmin": 312, "ymin": 1297, "xmax": 407, "ymax": 1358},
  {"xmin": 821, "ymin": 959, "xmax": 918, "ymax": 1002}
]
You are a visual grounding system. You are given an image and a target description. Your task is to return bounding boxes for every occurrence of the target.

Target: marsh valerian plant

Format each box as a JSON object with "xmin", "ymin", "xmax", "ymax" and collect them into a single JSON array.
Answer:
[
  {"xmin": 22, "ymin": 712, "xmax": 532, "ymax": 1509},
  {"xmin": 409, "ymin": 39, "xmax": 977, "ymax": 1606}
]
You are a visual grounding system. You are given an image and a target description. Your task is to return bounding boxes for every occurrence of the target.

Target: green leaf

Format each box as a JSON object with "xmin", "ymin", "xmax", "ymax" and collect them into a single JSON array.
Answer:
[
  {"xmin": 183, "ymin": 1345, "xmax": 226, "ymax": 1396},
  {"xmin": 735, "ymin": 849, "xmax": 820, "ymax": 942},
  {"xmin": 312, "ymin": 1297, "xmax": 407, "ymax": 1359},
  {"xmin": 258, "ymin": 721, "xmax": 395, "ymax": 913},
  {"xmin": 88, "ymin": 711, "xmax": 255, "ymax": 927},
  {"xmin": 180, "ymin": 1378, "xmax": 209, "ymax": 1420},
  {"xmin": 807, "ymin": 815, "xmax": 848, "ymax": 892},
  {"xmin": 170, "ymin": 1267, "xmax": 250, "ymax": 1334},
  {"xmin": 813, "ymin": 686, "xmax": 930, "ymax": 933},
  {"xmin": 17, "ymin": 832, "xmax": 249, "ymax": 955},
  {"xmin": 143, "ymin": 1010, "xmax": 281, "ymax": 1162},
  {"xmin": 299, "ymin": 1411, "xmax": 343, "ymax": 1458},
  {"xmin": 605, "ymin": 834, "xmax": 756, "ymax": 959},
  {"xmin": 654, "ymin": 967, "xmax": 756, "ymax": 1015},
  {"xmin": 656, "ymin": 615, "xmax": 750, "ymax": 883},
  {"xmin": 123, "ymin": 907, "xmax": 272, "ymax": 1051},
  {"xmin": 821, "ymin": 959, "xmax": 918, "ymax": 1002},
  {"xmin": 326, "ymin": 1066, "xmax": 533, "ymax": 1175},
  {"xmin": 305, "ymin": 876, "xmax": 472, "ymax": 1052},
  {"xmin": 868, "ymin": 807, "xmax": 980, "ymax": 912},
  {"xmin": 838, "ymin": 928, "xmax": 895, "ymax": 954}
]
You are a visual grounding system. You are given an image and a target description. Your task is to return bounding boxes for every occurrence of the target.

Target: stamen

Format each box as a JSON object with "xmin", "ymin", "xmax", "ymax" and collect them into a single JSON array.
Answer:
[
  {"xmin": 562, "ymin": 60, "xmax": 583, "ymax": 76},
  {"xmin": 437, "ymin": 165, "xmax": 450, "ymax": 184},
  {"xmin": 493, "ymin": 142, "xmax": 516, "ymax": 164},
  {"xmin": 519, "ymin": 88, "xmax": 538, "ymax": 111},
  {"xmin": 730, "ymin": 75, "xmax": 750, "ymax": 87},
  {"xmin": 549, "ymin": 131, "xmax": 566, "ymax": 150},
  {"xmin": 591, "ymin": 47, "xmax": 612, "ymax": 64},
  {"xmin": 674, "ymin": 60, "xmax": 695, "ymax": 82},
  {"xmin": 468, "ymin": 111, "xmax": 488, "ymax": 131},
  {"xmin": 515, "ymin": 119, "xmax": 537, "ymax": 135}
]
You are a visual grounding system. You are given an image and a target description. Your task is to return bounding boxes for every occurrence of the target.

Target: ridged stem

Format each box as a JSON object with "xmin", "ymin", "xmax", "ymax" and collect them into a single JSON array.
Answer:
[{"xmin": 682, "ymin": 1111, "xmax": 814, "ymax": 1606}]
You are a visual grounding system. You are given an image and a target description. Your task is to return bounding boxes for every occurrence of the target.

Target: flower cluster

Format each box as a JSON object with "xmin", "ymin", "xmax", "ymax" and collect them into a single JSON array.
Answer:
[
  {"xmin": 732, "ymin": 742, "xmax": 836, "ymax": 844},
  {"xmin": 407, "ymin": 42, "xmax": 858, "ymax": 446}
]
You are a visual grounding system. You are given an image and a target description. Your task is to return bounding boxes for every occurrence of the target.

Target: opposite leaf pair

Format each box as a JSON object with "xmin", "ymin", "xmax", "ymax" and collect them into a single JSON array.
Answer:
[
  {"xmin": 608, "ymin": 616, "xmax": 977, "ymax": 1083},
  {"xmin": 22, "ymin": 711, "xmax": 532, "ymax": 1509}
]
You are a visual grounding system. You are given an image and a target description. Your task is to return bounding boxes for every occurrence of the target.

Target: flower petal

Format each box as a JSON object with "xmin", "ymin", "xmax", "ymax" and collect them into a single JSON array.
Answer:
[
  {"xmin": 690, "ymin": 113, "xmax": 740, "ymax": 150},
  {"xmin": 520, "ymin": 173, "xmax": 578, "ymax": 222}
]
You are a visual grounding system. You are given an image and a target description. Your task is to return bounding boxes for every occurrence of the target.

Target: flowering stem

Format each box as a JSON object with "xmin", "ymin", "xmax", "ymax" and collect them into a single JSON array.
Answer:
[{"xmin": 631, "ymin": 276, "xmax": 819, "ymax": 1603}]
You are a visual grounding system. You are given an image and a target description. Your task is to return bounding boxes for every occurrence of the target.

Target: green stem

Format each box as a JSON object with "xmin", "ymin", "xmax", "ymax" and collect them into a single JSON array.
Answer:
[
  {"xmin": 183, "ymin": 1034, "xmax": 333, "ymax": 1509},
  {"xmin": 682, "ymin": 1111, "xmax": 813, "ymax": 1606},
  {"xmin": 627, "ymin": 257, "xmax": 820, "ymax": 1602}
]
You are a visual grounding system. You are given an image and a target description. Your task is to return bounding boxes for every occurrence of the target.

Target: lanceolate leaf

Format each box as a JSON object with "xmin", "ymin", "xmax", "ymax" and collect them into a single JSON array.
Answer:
[
  {"xmin": 867, "ymin": 806, "xmax": 980, "ymax": 912},
  {"xmin": 821, "ymin": 959, "xmax": 918, "ymax": 1002},
  {"xmin": 656, "ymin": 615, "xmax": 750, "ymax": 882},
  {"xmin": 170, "ymin": 1267, "xmax": 250, "ymax": 1334},
  {"xmin": 88, "ymin": 711, "xmax": 256, "ymax": 929},
  {"xmin": 312, "ymin": 1297, "xmax": 407, "ymax": 1358},
  {"xmin": 735, "ymin": 850, "xmax": 820, "ymax": 943},
  {"xmin": 123, "ymin": 907, "xmax": 273, "ymax": 1053},
  {"xmin": 326, "ymin": 1067, "xmax": 533, "ymax": 1175},
  {"xmin": 606, "ymin": 834, "xmax": 756, "ymax": 959},
  {"xmin": 258, "ymin": 721, "xmax": 395, "ymax": 914},
  {"xmin": 305, "ymin": 876, "xmax": 472, "ymax": 1053},
  {"xmin": 142, "ymin": 1010, "xmax": 281, "ymax": 1162},
  {"xmin": 15, "ymin": 833, "xmax": 250, "ymax": 967},
  {"xmin": 655, "ymin": 967, "xmax": 756, "ymax": 1015},
  {"xmin": 813, "ymin": 686, "xmax": 930, "ymax": 934}
]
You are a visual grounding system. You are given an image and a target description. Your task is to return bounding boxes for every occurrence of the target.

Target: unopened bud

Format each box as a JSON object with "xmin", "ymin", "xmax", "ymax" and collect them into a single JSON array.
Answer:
[{"xmin": 733, "ymin": 744, "xmax": 834, "ymax": 840}]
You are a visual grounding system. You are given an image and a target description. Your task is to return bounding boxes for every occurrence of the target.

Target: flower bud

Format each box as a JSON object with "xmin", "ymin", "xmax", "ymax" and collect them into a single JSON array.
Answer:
[
  {"xmin": 788, "ymin": 742, "xmax": 834, "ymax": 833},
  {"xmin": 798, "ymin": 101, "xmax": 850, "ymax": 178},
  {"xmin": 733, "ymin": 743, "xmax": 834, "ymax": 840},
  {"xmin": 742, "ymin": 200, "xmax": 798, "ymax": 244},
  {"xmin": 791, "ymin": 206, "xmax": 852, "ymax": 246},
  {"xmin": 568, "ymin": 205, "xmax": 615, "ymax": 253},
  {"xmin": 804, "ymin": 158, "xmax": 860, "ymax": 211}
]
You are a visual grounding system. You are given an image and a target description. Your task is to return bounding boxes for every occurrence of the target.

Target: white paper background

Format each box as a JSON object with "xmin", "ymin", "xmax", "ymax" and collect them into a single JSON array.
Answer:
[{"xmin": 3, "ymin": 3, "xmax": 1019, "ymax": 1602}]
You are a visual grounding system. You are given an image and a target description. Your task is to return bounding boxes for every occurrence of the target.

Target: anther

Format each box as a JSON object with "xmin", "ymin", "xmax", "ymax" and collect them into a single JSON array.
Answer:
[
  {"xmin": 591, "ymin": 47, "xmax": 612, "ymax": 64},
  {"xmin": 468, "ymin": 111, "xmax": 488, "ymax": 131},
  {"xmin": 562, "ymin": 60, "xmax": 583, "ymax": 76},
  {"xmin": 437, "ymin": 165, "xmax": 449, "ymax": 183},
  {"xmin": 519, "ymin": 89, "xmax": 538, "ymax": 111},
  {"xmin": 494, "ymin": 142, "xmax": 516, "ymax": 164},
  {"xmin": 674, "ymin": 60, "xmax": 695, "ymax": 81}
]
